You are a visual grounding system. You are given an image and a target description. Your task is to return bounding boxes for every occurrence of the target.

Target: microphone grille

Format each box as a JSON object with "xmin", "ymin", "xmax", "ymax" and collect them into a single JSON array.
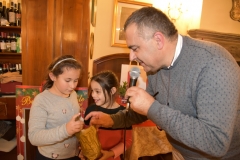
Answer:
[{"xmin": 130, "ymin": 67, "xmax": 140, "ymax": 79}]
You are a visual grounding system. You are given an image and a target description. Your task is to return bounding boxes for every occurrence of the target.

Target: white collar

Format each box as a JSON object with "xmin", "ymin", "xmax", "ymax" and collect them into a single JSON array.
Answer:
[{"xmin": 169, "ymin": 34, "xmax": 182, "ymax": 68}]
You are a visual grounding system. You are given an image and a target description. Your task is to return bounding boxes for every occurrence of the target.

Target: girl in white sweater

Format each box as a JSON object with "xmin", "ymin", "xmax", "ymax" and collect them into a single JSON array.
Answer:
[{"xmin": 28, "ymin": 55, "xmax": 84, "ymax": 160}]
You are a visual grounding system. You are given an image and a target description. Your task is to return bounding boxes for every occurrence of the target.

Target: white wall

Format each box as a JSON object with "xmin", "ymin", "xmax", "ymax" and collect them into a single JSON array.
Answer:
[{"xmin": 200, "ymin": 0, "xmax": 240, "ymax": 34}]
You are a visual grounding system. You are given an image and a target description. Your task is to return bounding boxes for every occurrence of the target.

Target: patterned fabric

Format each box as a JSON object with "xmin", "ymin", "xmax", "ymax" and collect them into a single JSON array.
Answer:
[{"xmin": 126, "ymin": 127, "xmax": 172, "ymax": 160}]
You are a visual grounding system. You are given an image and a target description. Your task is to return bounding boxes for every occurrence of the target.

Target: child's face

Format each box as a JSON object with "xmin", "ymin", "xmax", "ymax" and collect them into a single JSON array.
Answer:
[
  {"xmin": 91, "ymin": 80, "xmax": 110, "ymax": 108},
  {"xmin": 50, "ymin": 67, "xmax": 81, "ymax": 97}
]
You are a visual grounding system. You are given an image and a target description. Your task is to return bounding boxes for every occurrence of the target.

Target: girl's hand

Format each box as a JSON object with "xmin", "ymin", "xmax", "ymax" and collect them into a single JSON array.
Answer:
[
  {"xmin": 99, "ymin": 150, "xmax": 114, "ymax": 160},
  {"xmin": 66, "ymin": 113, "xmax": 84, "ymax": 135},
  {"xmin": 78, "ymin": 147, "xmax": 86, "ymax": 160}
]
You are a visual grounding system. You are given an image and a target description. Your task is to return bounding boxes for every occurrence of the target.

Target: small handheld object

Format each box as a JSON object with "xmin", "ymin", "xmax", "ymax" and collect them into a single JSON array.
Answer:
[{"xmin": 126, "ymin": 66, "xmax": 141, "ymax": 110}]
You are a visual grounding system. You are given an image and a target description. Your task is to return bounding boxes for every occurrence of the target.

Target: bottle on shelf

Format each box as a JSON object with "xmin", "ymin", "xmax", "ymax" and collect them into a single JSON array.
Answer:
[
  {"xmin": 16, "ymin": 2, "xmax": 21, "ymax": 26},
  {"xmin": 0, "ymin": 34, "xmax": 2, "ymax": 52},
  {"xmin": 5, "ymin": 33, "xmax": 11, "ymax": 52},
  {"xmin": 3, "ymin": 63, "xmax": 8, "ymax": 73},
  {"xmin": 8, "ymin": 1, "xmax": 15, "ymax": 26},
  {"xmin": 6, "ymin": 2, "xmax": 9, "ymax": 24},
  {"xmin": 8, "ymin": 63, "xmax": 13, "ymax": 72},
  {"xmin": 16, "ymin": 33, "xmax": 21, "ymax": 53},
  {"xmin": 2, "ymin": 1, "xmax": 7, "ymax": 20},
  {"xmin": 18, "ymin": 63, "xmax": 22, "ymax": 74},
  {"xmin": 0, "ymin": 32, "xmax": 6, "ymax": 52},
  {"xmin": 10, "ymin": 32, "xmax": 17, "ymax": 52},
  {"xmin": 0, "ymin": 63, "xmax": 3, "ymax": 74},
  {"xmin": 12, "ymin": 63, "xmax": 16, "ymax": 72},
  {"xmin": 0, "ymin": 2, "xmax": 3, "ymax": 21}
]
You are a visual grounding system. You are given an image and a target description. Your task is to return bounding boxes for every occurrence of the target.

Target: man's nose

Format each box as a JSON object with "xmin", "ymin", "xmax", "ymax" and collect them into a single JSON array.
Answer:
[{"xmin": 129, "ymin": 50, "xmax": 136, "ymax": 61}]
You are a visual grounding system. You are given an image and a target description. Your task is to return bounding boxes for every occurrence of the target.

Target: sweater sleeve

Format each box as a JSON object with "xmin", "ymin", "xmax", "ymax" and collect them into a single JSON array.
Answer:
[
  {"xmin": 110, "ymin": 129, "xmax": 132, "ymax": 159},
  {"xmin": 148, "ymin": 58, "xmax": 240, "ymax": 157},
  {"xmin": 111, "ymin": 109, "xmax": 148, "ymax": 128}
]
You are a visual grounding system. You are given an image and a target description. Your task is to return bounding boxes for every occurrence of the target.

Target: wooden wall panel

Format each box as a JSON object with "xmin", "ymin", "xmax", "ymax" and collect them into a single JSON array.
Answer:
[{"xmin": 22, "ymin": 0, "xmax": 90, "ymax": 87}]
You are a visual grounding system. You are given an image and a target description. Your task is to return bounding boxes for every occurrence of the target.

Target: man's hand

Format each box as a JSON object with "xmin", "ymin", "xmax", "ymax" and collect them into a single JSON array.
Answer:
[
  {"xmin": 99, "ymin": 150, "xmax": 114, "ymax": 160},
  {"xmin": 84, "ymin": 111, "xmax": 114, "ymax": 128},
  {"xmin": 66, "ymin": 113, "xmax": 84, "ymax": 135},
  {"xmin": 125, "ymin": 86, "xmax": 155, "ymax": 115}
]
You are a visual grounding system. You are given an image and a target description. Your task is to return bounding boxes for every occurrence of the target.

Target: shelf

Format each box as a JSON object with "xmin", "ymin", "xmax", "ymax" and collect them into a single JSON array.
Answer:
[
  {"xmin": 0, "ymin": 26, "xmax": 21, "ymax": 33},
  {"xmin": 0, "ymin": 53, "xmax": 22, "ymax": 63},
  {"xmin": 0, "ymin": 52, "xmax": 21, "ymax": 55}
]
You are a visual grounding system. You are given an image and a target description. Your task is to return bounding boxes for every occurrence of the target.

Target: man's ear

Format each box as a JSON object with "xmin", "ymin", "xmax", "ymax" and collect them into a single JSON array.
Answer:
[
  {"xmin": 49, "ymin": 72, "xmax": 56, "ymax": 81},
  {"xmin": 111, "ymin": 87, "xmax": 117, "ymax": 95},
  {"xmin": 154, "ymin": 32, "xmax": 164, "ymax": 50}
]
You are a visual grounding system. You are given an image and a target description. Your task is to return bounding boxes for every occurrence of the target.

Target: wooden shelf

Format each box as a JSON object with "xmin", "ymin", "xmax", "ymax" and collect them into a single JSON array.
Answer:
[
  {"xmin": 0, "ymin": 53, "xmax": 22, "ymax": 63},
  {"xmin": 0, "ymin": 52, "xmax": 22, "ymax": 55},
  {"xmin": 0, "ymin": 26, "xmax": 21, "ymax": 33}
]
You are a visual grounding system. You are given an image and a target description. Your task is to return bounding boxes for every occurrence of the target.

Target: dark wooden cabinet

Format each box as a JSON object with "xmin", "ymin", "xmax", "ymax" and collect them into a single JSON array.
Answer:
[
  {"xmin": 21, "ymin": 0, "xmax": 90, "ymax": 87},
  {"xmin": 0, "ymin": 97, "xmax": 16, "ymax": 120}
]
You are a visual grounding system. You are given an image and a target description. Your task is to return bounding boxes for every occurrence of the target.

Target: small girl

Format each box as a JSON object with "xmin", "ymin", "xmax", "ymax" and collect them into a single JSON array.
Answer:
[
  {"xmin": 83, "ymin": 70, "xmax": 132, "ymax": 160},
  {"xmin": 28, "ymin": 55, "xmax": 84, "ymax": 160}
]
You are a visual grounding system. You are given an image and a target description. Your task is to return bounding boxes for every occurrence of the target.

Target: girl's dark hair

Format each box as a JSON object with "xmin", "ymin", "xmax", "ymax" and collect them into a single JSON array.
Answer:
[
  {"xmin": 124, "ymin": 7, "xmax": 178, "ymax": 40},
  {"xmin": 90, "ymin": 70, "xmax": 119, "ymax": 108},
  {"xmin": 43, "ymin": 55, "xmax": 82, "ymax": 91}
]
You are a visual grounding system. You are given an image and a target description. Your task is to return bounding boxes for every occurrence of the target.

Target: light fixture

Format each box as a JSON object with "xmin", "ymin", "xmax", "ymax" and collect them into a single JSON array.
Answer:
[{"xmin": 167, "ymin": 2, "xmax": 183, "ymax": 22}]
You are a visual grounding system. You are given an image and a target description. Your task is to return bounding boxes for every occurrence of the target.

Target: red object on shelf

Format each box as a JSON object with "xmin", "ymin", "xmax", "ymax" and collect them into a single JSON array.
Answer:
[{"xmin": 0, "ymin": 81, "xmax": 22, "ymax": 94}]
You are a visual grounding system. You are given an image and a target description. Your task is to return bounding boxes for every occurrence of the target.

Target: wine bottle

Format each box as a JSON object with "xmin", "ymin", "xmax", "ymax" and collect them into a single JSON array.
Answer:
[
  {"xmin": 5, "ymin": 33, "xmax": 11, "ymax": 52},
  {"xmin": 3, "ymin": 63, "xmax": 8, "ymax": 73},
  {"xmin": 18, "ymin": 63, "xmax": 22, "ymax": 74},
  {"xmin": 12, "ymin": 63, "xmax": 16, "ymax": 72},
  {"xmin": 0, "ymin": 32, "xmax": 6, "ymax": 52},
  {"xmin": 8, "ymin": 1, "xmax": 15, "ymax": 26},
  {"xmin": 10, "ymin": 33, "xmax": 17, "ymax": 52},
  {"xmin": 0, "ymin": 63, "xmax": 3, "ymax": 74},
  {"xmin": 16, "ymin": 2, "xmax": 21, "ymax": 26},
  {"xmin": 0, "ymin": 2, "xmax": 3, "ymax": 26},
  {"xmin": 9, "ymin": 63, "xmax": 13, "ymax": 72},
  {"xmin": 16, "ymin": 33, "xmax": 21, "ymax": 53},
  {"xmin": 6, "ymin": 2, "xmax": 9, "ymax": 24},
  {"xmin": 0, "ymin": 34, "xmax": 2, "ymax": 52},
  {"xmin": 2, "ymin": 1, "xmax": 7, "ymax": 21}
]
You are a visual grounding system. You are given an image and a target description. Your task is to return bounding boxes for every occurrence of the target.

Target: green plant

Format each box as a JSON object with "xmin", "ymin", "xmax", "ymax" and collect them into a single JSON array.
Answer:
[{"xmin": 119, "ymin": 81, "xmax": 128, "ymax": 97}]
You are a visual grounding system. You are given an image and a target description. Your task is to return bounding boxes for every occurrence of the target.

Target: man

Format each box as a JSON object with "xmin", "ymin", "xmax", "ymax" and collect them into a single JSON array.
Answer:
[{"xmin": 85, "ymin": 7, "xmax": 240, "ymax": 159}]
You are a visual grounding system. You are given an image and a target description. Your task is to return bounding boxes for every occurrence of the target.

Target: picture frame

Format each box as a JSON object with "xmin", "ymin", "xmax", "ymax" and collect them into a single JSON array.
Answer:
[
  {"xmin": 89, "ymin": 32, "xmax": 94, "ymax": 59},
  {"xmin": 91, "ymin": 0, "xmax": 97, "ymax": 27},
  {"xmin": 230, "ymin": 0, "xmax": 240, "ymax": 22},
  {"xmin": 111, "ymin": 0, "xmax": 152, "ymax": 48}
]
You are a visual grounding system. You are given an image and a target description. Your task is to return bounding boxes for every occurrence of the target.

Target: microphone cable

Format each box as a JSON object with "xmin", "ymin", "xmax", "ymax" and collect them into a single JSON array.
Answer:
[{"xmin": 123, "ymin": 109, "xmax": 128, "ymax": 160}]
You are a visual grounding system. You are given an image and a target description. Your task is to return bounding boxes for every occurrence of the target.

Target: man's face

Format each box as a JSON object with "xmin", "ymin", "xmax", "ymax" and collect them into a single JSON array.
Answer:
[{"xmin": 125, "ymin": 23, "xmax": 164, "ymax": 73}]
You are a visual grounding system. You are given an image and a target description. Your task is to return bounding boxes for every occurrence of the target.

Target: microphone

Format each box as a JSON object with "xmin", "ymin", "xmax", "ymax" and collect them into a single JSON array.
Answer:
[
  {"xmin": 129, "ymin": 67, "xmax": 141, "ymax": 87},
  {"xmin": 126, "ymin": 66, "xmax": 140, "ymax": 110}
]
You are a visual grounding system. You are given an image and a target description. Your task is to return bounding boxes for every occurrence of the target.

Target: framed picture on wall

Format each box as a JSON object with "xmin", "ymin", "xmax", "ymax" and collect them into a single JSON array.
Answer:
[
  {"xmin": 111, "ymin": 0, "xmax": 152, "ymax": 48},
  {"xmin": 230, "ymin": 0, "xmax": 240, "ymax": 22},
  {"xmin": 91, "ymin": 0, "xmax": 97, "ymax": 27}
]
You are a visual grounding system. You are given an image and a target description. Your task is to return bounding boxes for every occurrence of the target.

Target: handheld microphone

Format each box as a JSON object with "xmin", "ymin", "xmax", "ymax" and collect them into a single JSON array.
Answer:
[
  {"xmin": 126, "ymin": 67, "xmax": 140, "ymax": 110},
  {"xmin": 129, "ymin": 67, "xmax": 141, "ymax": 87}
]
